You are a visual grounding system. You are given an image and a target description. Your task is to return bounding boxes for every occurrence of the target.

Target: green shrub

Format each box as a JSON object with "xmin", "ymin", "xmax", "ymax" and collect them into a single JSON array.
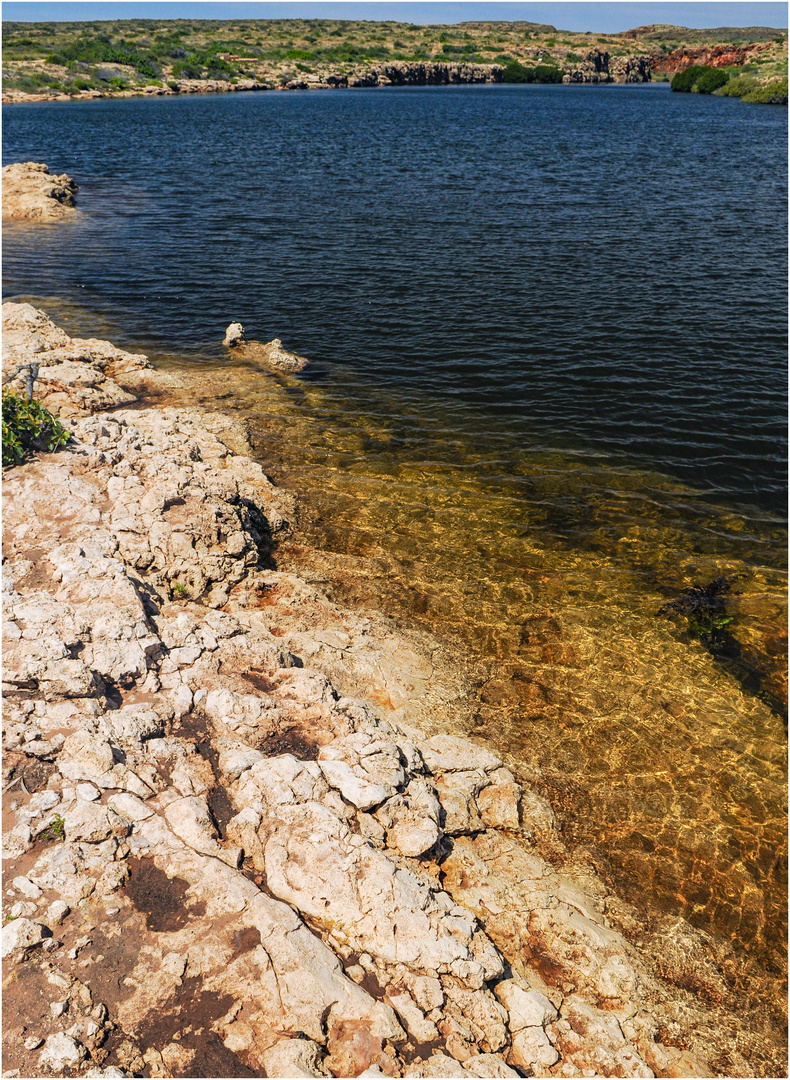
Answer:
[
  {"xmin": 742, "ymin": 76, "xmax": 788, "ymax": 104},
  {"xmin": 2, "ymin": 393, "xmax": 69, "ymax": 467},
  {"xmin": 172, "ymin": 59, "xmax": 202, "ymax": 79},
  {"xmin": 671, "ymin": 64, "xmax": 729, "ymax": 94},
  {"xmin": 670, "ymin": 64, "xmax": 704, "ymax": 91},
  {"xmin": 501, "ymin": 60, "xmax": 563, "ymax": 84},
  {"xmin": 695, "ymin": 67, "xmax": 729, "ymax": 93},
  {"xmin": 502, "ymin": 59, "xmax": 532, "ymax": 82},
  {"xmin": 715, "ymin": 74, "xmax": 759, "ymax": 96},
  {"xmin": 41, "ymin": 814, "xmax": 66, "ymax": 842},
  {"xmin": 534, "ymin": 64, "xmax": 563, "ymax": 83}
]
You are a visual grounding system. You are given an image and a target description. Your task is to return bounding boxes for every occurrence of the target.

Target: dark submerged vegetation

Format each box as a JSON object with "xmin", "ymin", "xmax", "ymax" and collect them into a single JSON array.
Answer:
[{"xmin": 658, "ymin": 575, "xmax": 739, "ymax": 642}]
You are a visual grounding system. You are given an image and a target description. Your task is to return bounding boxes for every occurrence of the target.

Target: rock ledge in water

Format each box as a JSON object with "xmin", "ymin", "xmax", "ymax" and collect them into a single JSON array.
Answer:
[
  {"xmin": 2, "ymin": 161, "xmax": 79, "ymax": 221},
  {"xmin": 223, "ymin": 321, "xmax": 310, "ymax": 371}
]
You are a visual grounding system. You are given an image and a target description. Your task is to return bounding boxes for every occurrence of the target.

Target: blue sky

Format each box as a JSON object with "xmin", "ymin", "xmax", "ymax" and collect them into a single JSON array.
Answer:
[{"xmin": 2, "ymin": 2, "xmax": 787, "ymax": 30}]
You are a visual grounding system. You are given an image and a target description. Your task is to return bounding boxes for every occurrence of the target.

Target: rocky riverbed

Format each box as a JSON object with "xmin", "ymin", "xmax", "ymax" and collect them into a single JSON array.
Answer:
[{"xmin": 2, "ymin": 300, "xmax": 787, "ymax": 1079}]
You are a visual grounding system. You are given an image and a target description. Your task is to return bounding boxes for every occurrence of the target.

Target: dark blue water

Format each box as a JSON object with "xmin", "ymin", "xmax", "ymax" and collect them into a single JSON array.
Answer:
[{"xmin": 3, "ymin": 83, "xmax": 787, "ymax": 512}]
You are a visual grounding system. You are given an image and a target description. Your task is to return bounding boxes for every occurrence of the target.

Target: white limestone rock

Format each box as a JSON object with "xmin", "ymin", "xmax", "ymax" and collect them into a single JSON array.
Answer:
[
  {"xmin": 217, "ymin": 740, "xmax": 265, "ymax": 782},
  {"xmin": 260, "ymin": 1038, "xmax": 327, "ymax": 1078},
  {"xmin": 476, "ymin": 769, "xmax": 521, "ymax": 831},
  {"xmin": 39, "ymin": 658, "xmax": 102, "ymax": 699},
  {"xmin": 231, "ymin": 754, "xmax": 328, "ymax": 816},
  {"xmin": 223, "ymin": 322, "xmax": 246, "ymax": 347},
  {"xmin": 75, "ymin": 783, "xmax": 101, "ymax": 802},
  {"xmin": 28, "ymin": 844, "xmax": 97, "ymax": 903},
  {"xmin": 101, "ymin": 704, "xmax": 163, "ymax": 747},
  {"xmin": 164, "ymin": 796, "xmax": 241, "ymax": 867},
  {"xmin": 12, "ymin": 875, "xmax": 43, "ymax": 899},
  {"xmin": 64, "ymin": 801, "xmax": 114, "ymax": 843},
  {"xmin": 46, "ymin": 899, "xmax": 71, "ymax": 925},
  {"xmin": 263, "ymin": 800, "xmax": 495, "ymax": 985},
  {"xmin": 318, "ymin": 730, "xmax": 406, "ymax": 811},
  {"xmin": 508, "ymin": 1026, "xmax": 559, "ymax": 1070},
  {"xmin": 420, "ymin": 735, "xmax": 501, "ymax": 775},
  {"xmin": 2, "ymin": 917, "xmax": 49, "ymax": 957},
  {"xmin": 375, "ymin": 779, "xmax": 441, "ymax": 857},
  {"xmin": 404, "ymin": 1053, "xmax": 468, "ymax": 1077},
  {"xmin": 387, "ymin": 989, "xmax": 440, "ymax": 1042},
  {"xmin": 493, "ymin": 981, "xmax": 558, "ymax": 1031},
  {"xmin": 108, "ymin": 792, "xmax": 154, "ymax": 822},
  {"xmin": 58, "ymin": 730, "xmax": 116, "ymax": 785},
  {"xmin": 434, "ymin": 771, "xmax": 487, "ymax": 835},
  {"xmin": 2, "ymin": 823, "xmax": 34, "ymax": 859},
  {"xmin": 463, "ymin": 1055, "xmax": 520, "ymax": 1078},
  {"xmin": 39, "ymin": 1032, "xmax": 85, "ymax": 1072}
]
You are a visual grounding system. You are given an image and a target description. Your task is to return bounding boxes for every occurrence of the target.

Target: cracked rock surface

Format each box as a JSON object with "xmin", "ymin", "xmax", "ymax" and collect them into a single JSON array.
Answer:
[{"xmin": 2, "ymin": 304, "xmax": 782, "ymax": 1079}]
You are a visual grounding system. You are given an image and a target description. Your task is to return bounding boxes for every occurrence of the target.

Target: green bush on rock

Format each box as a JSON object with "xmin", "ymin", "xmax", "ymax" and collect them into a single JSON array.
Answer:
[{"xmin": 2, "ymin": 393, "xmax": 69, "ymax": 466}]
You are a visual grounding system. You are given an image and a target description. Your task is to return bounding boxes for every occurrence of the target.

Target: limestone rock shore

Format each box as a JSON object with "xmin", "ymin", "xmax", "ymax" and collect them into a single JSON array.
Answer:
[
  {"xmin": 0, "ymin": 303, "xmax": 777, "ymax": 1078},
  {"xmin": 2, "ymin": 162, "xmax": 79, "ymax": 221}
]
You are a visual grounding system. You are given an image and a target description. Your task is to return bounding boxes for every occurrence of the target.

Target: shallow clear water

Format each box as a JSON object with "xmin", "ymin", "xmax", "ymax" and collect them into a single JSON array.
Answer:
[{"xmin": 3, "ymin": 85, "xmax": 787, "ymax": 1005}]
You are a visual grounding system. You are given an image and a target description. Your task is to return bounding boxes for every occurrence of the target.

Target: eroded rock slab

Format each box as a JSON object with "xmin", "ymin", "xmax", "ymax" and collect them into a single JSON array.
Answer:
[{"xmin": 2, "ymin": 161, "xmax": 78, "ymax": 220}]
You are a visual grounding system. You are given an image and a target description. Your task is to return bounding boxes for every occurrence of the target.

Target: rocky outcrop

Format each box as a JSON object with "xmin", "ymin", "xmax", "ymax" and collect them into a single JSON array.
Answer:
[
  {"xmin": 374, "ymin": 62, "xmax": 502, "ymax": 86},
  {"xmin": 280, "ymin": 62, "xmax": 502, "ymax": 90},
  {"xmin": 562, "ymin": 49, "xmax": 651, "ymax": 84},
  {"xmin": 2, "ymin": 304, "xmax": 783, "ymax": 1079},
  {"xmin": 2, "ymin": 302, "xmax": 148, "ymax": 416},
  {"xmin": 2, "ymin": 162, "xmax": 79, "ymax": 221},
  {"xmin": 223, "ymin": 321, "xmax": 310, "ymax": 372},
  {"xmin": 651, "ymin": 42, "xmax": 768, "ymax": 74}
]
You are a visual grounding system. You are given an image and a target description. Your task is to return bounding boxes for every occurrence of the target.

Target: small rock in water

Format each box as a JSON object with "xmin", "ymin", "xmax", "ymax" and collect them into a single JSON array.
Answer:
[{"xmin": 223, "ymin": 322, "xmax": 246, "ymax": 347}]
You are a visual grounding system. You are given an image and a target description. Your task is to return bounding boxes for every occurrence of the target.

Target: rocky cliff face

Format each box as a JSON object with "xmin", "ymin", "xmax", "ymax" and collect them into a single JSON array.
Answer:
[
  {"xmin": 650, "ymin": 42, "xmax": 768, "ymax": 73},
  {"xmin": 563, "ymin": 49, "xmax": 652, "ymax": 84},
  {"xmin": 324, "ymin": 61, "xmax": 502, "ymax": 89}
]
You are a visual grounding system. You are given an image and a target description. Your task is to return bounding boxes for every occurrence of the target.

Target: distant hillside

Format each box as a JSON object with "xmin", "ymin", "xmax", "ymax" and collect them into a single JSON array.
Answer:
[{"xmin": 2, "ymin": 17, "xmax": 786, "ymax": 102}]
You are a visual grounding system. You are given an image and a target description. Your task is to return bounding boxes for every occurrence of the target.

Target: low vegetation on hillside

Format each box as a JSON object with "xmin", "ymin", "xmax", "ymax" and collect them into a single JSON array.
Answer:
[
  {"xmin": 670, "ymin": 61, "xmax": 788, "ymax": 102},
  {"xmin": 2, "ymin": 17, "xmax": 786, "ymax": 99}
]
